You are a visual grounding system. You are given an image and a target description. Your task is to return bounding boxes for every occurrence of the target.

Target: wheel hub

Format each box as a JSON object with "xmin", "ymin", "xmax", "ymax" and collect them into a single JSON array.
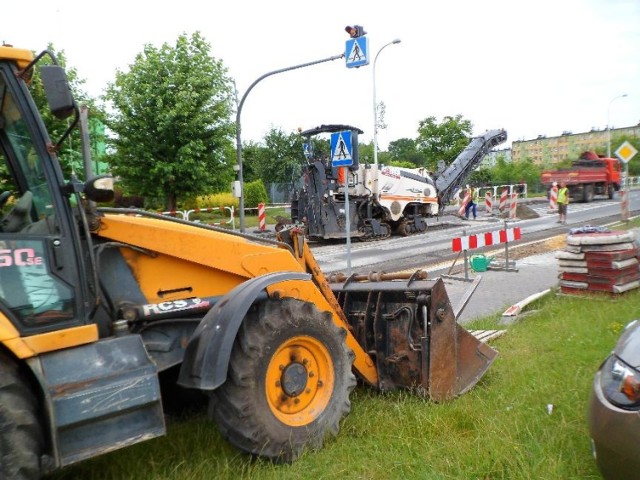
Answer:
[{"xmin": 281, "ymin": 363, "xmax": 308, "ymax": 397}]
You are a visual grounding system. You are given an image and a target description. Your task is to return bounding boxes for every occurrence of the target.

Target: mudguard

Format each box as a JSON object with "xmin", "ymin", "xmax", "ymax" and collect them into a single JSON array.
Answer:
[{"xmin": 178, "ymin": 271, "xmax": 311, "ymax": 391}]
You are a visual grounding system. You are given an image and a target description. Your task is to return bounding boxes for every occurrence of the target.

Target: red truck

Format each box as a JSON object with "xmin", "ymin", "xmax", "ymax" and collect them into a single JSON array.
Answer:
[{"xmin": 540, "ymin": 151, "xmax": 621, "ymax": 202}]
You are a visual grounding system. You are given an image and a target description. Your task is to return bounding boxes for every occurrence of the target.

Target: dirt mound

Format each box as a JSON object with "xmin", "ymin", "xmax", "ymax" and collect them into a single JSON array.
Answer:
[{"xmin": 498, "ymin": 204, "xmax": 540, "ymax": 220}]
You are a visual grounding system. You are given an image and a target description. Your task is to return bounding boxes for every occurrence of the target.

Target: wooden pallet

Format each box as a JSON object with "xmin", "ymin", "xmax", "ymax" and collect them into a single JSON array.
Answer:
[{"xmin": 469, "ymin": 330, "xmax": 507, "ymax": 343}]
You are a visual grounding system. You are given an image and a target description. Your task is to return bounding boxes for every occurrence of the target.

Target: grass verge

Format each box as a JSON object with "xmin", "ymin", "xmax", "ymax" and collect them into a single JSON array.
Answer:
[{"xmin": 49, "ymin": 287, "xmax": 640, "ymax": 480}]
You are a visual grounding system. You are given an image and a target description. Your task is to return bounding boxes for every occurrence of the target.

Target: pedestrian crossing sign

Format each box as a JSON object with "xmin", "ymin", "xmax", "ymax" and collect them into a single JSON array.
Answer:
[
  {"xmin": 303, "ymin": 142, "xmax": 313, "ymax": 159},
  {"xmin": 345, "ymin": 37, "xmax": 369, "ymax": 68},
  {"xmin": 331, "ymin": 131, "xmax": 353, "ymax": 167}
]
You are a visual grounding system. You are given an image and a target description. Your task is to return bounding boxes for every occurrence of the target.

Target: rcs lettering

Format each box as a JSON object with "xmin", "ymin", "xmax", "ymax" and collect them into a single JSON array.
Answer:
[{"xmin": 142, "ymin": 298, "xmax": 205, "ymax": 317}]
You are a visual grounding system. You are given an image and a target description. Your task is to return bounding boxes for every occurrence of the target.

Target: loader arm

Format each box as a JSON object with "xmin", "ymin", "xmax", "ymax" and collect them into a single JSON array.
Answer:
[
  {"xmin": 279, "ymin": 227, "xmax": 379, "ymax": 385},
  {"xmin": 277, "ymin": 227, "xmax": 498, "ymax": 400}
]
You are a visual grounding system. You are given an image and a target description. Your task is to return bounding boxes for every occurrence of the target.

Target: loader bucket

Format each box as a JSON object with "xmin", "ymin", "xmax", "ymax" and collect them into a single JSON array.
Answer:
[{"xmin": 329, "ymin": 273, "xmax": 497, "ymax": 401}]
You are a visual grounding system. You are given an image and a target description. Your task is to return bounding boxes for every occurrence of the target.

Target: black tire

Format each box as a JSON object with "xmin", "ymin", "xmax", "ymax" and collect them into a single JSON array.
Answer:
[
  {"xmin": 582, "ymin": 184, "xmax": 594, "ymax": 203},
  {"xmin": 211, "ymin": 298, "xmax": 356, "ymax": 462},
  {"xmin": 608, "ymin": 184, "xmax": 614, "ymax": 199},
  {"xmin": 0, "ymin": 351, "xmax": 43, "ymax": 480}
]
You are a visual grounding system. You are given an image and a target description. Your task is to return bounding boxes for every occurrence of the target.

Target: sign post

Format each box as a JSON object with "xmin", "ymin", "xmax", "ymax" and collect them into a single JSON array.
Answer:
[
  {"xmin": 331, "ymin": 130, "xmax": 354, "ymax": 275},
  {"xmin": 615, "ymin": 141, "xmax": 638, "ymax": 221}
]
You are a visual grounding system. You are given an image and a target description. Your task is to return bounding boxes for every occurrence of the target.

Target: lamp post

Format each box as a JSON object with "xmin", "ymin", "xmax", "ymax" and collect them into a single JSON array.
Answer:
[
  {"xmin": 235, "ymin": 53, "xmax": 344, "ymax": 232},
  {"xmin": 607, "ymin": 93, "xmax": 628, "ymax": 157},
  {"xmin": 372, "ymin": 39, "xmax": 401, "ymax": 166}
]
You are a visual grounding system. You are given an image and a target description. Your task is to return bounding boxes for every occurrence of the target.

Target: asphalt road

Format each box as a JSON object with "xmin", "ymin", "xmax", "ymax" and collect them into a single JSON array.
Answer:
[{"xmin": 311, "ymin": 191, "xmax": 640, "ymax": 275}]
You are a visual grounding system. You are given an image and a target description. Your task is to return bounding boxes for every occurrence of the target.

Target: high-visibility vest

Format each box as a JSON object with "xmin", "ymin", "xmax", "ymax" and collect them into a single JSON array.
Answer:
[{"xmin": 557, "ymin": 187, "xmax": 569, "ymax": 205}]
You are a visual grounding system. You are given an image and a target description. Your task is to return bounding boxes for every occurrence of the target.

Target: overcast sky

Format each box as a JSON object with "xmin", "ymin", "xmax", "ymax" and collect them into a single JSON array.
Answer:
[{"xmin": 4, "ymin": 0, "xmax": 639, "ymax": 151}]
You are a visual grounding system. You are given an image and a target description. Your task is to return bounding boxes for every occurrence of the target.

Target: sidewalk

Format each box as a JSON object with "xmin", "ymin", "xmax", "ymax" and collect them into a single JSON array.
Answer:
[
  {"xmin": 438, "ymin": 226, "xmax": 640, "ymax": 325},
  {"xmin": 436, "ymin": 250, "xmax": 559, "ymax": 324}
]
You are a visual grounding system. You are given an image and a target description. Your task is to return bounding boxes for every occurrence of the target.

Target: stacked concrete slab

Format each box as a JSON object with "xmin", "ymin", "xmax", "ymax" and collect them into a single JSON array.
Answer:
[{"xmin": 557, "ymin": 229, "xmax": 640, "ymax": 295}]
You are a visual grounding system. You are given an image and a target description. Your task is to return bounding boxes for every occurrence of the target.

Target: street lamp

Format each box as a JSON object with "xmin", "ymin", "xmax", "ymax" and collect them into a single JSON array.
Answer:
[
  {"xmin": 607, "ymin": 93, "xmax": 628, "ymax": 157},
  {"xmin": 234, "ymin": 53, "xmax": 344, "ymax": 232},
  {"xmin": 372, "ymin": 39, "xmax": 401, "ymax": 166}
]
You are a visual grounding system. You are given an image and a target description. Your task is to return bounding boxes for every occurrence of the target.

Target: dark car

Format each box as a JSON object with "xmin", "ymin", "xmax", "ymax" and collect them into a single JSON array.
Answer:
[{"xmin": 588, "ymin": 319, "xmax": 640, "ymax": 480}]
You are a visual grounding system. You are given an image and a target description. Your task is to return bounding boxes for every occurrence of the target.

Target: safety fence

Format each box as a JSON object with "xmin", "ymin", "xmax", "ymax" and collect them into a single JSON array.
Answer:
[
  {"xmin": 444, "ymin": 223, "xmax": 521, "ymax": 282},
  {"xmin": 160, "ymin": 203, "xmax": 291, "ymax": 231},
  {"xmin": 161, "ymin": 206, "xmax": 235, "ymax": 228},
  {"xmin": 456, "ymin": 186, "xmax": 521, "ymax": 219}
]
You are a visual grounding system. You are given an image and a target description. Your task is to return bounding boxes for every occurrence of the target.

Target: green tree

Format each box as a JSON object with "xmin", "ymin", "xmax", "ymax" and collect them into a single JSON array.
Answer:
[
  {"xmin": 388, "ymin": 137, "xmax": 427, "ymax": 166},
  {"xmin": 104, "ymin": 32, "xmax": 235, "ymax": 210},
  {"xmin": 358, "ymin": 140, "xmax": 374, "ymax": 165},
  {"xmin": 261, "ymin": 128, "xmax": 305, "ymax": 184},
  {"xmin": 480, "ymin": 157, "xmax": 543, "ymax": 192},
  {"xmin": 416, "ymin": 114, "xmax": 473, "ymax": 170}
]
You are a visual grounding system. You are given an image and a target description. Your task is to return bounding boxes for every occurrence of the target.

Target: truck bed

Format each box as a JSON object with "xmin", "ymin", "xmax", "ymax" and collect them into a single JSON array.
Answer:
[{"xmin": 540, "ymin": 168, "xmax": 609, "ymax": 185}]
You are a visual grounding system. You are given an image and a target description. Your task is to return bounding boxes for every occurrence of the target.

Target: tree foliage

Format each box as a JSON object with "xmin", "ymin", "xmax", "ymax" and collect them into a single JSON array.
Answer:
[
  {"xmin": 416, "ymin": 114, "xmax": 473, "ymax": 170},
  {"xmin": 388, "ymin": 138, "xmax": 427, "ymax": 166},
  {"xmin": 473, "ymin": 156, "xmax": 543, "ymax": 192},
  {"xmin": 242, "ymin": 128, "xmax": 305, "ymax": 185},
  {"xmin": 104, "ymin": 32, "xmax": 235, "ymax": 209},
  {"xmin": 243, "ymin": 128, "xmax": 334, "ymax": 188}
]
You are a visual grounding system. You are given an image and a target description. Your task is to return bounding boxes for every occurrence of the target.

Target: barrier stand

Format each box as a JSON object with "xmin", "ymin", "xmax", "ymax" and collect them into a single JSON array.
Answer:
[
  {"xmin": 487, "ymin": 221, "xmax": 519, "ymax": 272},
  {"xmin": 442, "ymin": 228, "xmax": 474, "ymax": 282}
]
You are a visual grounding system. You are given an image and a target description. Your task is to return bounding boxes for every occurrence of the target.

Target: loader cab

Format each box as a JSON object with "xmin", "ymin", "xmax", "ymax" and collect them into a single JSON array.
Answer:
[{"xmin": 0, "ymin": 54, "xmax": 93, "ymax": 337}]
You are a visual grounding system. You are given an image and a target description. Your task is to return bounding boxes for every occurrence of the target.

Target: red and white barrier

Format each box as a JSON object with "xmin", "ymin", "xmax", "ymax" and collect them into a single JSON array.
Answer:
[
  {"xmin": 458, "ymin": 191, "xmax": 470, "ymax": 216},
  {"xmin": 509, "ymin": 193, "xmax": 518, "ymax": 219},
  {"xmin": 549, "ymin": 184, "xmax": 558, "ymax": 211},
  {"xmin": 452, "ymin": 227, "xmax": 522, "ymax": 252},
  {"xmin": 258, "ymin": 202, "xmax": 266, "ymax": 231},
  {"xmin": 499, "ymin": 188, "xmax": 508, "ymax": 212},
  {"xmin": 485, "ymin": 192, "xmax": 493, "ymax": 215},
  {"xmin": 621, "ymin": 190, "xmax": 629, "ymax": 221}
]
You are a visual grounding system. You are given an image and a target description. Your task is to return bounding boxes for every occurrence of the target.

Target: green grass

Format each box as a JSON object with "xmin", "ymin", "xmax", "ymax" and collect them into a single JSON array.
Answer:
[{"xmin": 48, "ymin": 288, "xmax": 640, "ymax": 480}]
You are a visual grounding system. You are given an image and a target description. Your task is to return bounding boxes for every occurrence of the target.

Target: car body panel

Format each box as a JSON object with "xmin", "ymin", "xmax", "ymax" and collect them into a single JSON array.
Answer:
[{"xmin": 588, "ymin": 320, "xmax": 640, "ymax": 480}]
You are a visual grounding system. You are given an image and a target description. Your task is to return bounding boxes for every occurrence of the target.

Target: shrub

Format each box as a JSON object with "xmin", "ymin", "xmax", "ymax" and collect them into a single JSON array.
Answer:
[
  {"xmin": 244, "ymin": 179, "xmax": 269, "ymax": 209},
  {"xmin": 194, "ymin": 192, "xmax": 238, "ymax": 209}
]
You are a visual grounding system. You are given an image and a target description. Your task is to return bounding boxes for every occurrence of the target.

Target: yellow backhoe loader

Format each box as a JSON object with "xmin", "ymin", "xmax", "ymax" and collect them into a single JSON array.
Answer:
[{"xmin": 0, "ymin": 45, "xmax": 497, "ymax": 478}]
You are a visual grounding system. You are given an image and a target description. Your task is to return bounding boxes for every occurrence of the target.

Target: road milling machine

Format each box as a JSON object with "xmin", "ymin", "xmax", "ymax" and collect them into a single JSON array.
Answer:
[
  {"xmin": 291, "ymin": 124, "xmax": 507, "ymax": 240},
  {"xmin": 0, "ymin": 45, "xmax": 497, "ymax": 478}
]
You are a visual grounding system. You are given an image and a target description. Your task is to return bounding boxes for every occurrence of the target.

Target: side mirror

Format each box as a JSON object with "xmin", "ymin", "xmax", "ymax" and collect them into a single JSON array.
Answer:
[
  {"xmin": 39, "ymin": 65, "xmax": 76, "ymax": 120},
  {"xmin": 84, "ymin": 175, "xmax": 115, "ymax": 203}
]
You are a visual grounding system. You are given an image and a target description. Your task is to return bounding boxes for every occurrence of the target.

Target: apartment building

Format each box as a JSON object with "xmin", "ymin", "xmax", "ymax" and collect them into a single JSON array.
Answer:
[{"xmin": 512, "ymin": 124, "xmax": 640, "ymax": 165}]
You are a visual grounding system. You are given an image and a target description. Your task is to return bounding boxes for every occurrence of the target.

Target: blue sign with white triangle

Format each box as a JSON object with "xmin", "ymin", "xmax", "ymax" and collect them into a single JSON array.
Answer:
[
  {"xmin": 345, "ymin": 37, "xmax": 369, "ymax": 68},
  {"xmin": 331, "ymin": 131, "xmax": 353, "ymax": 167},
  {"xmin": 303, "ymin": 142, "xmax": 313, "ymax": 159}
]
